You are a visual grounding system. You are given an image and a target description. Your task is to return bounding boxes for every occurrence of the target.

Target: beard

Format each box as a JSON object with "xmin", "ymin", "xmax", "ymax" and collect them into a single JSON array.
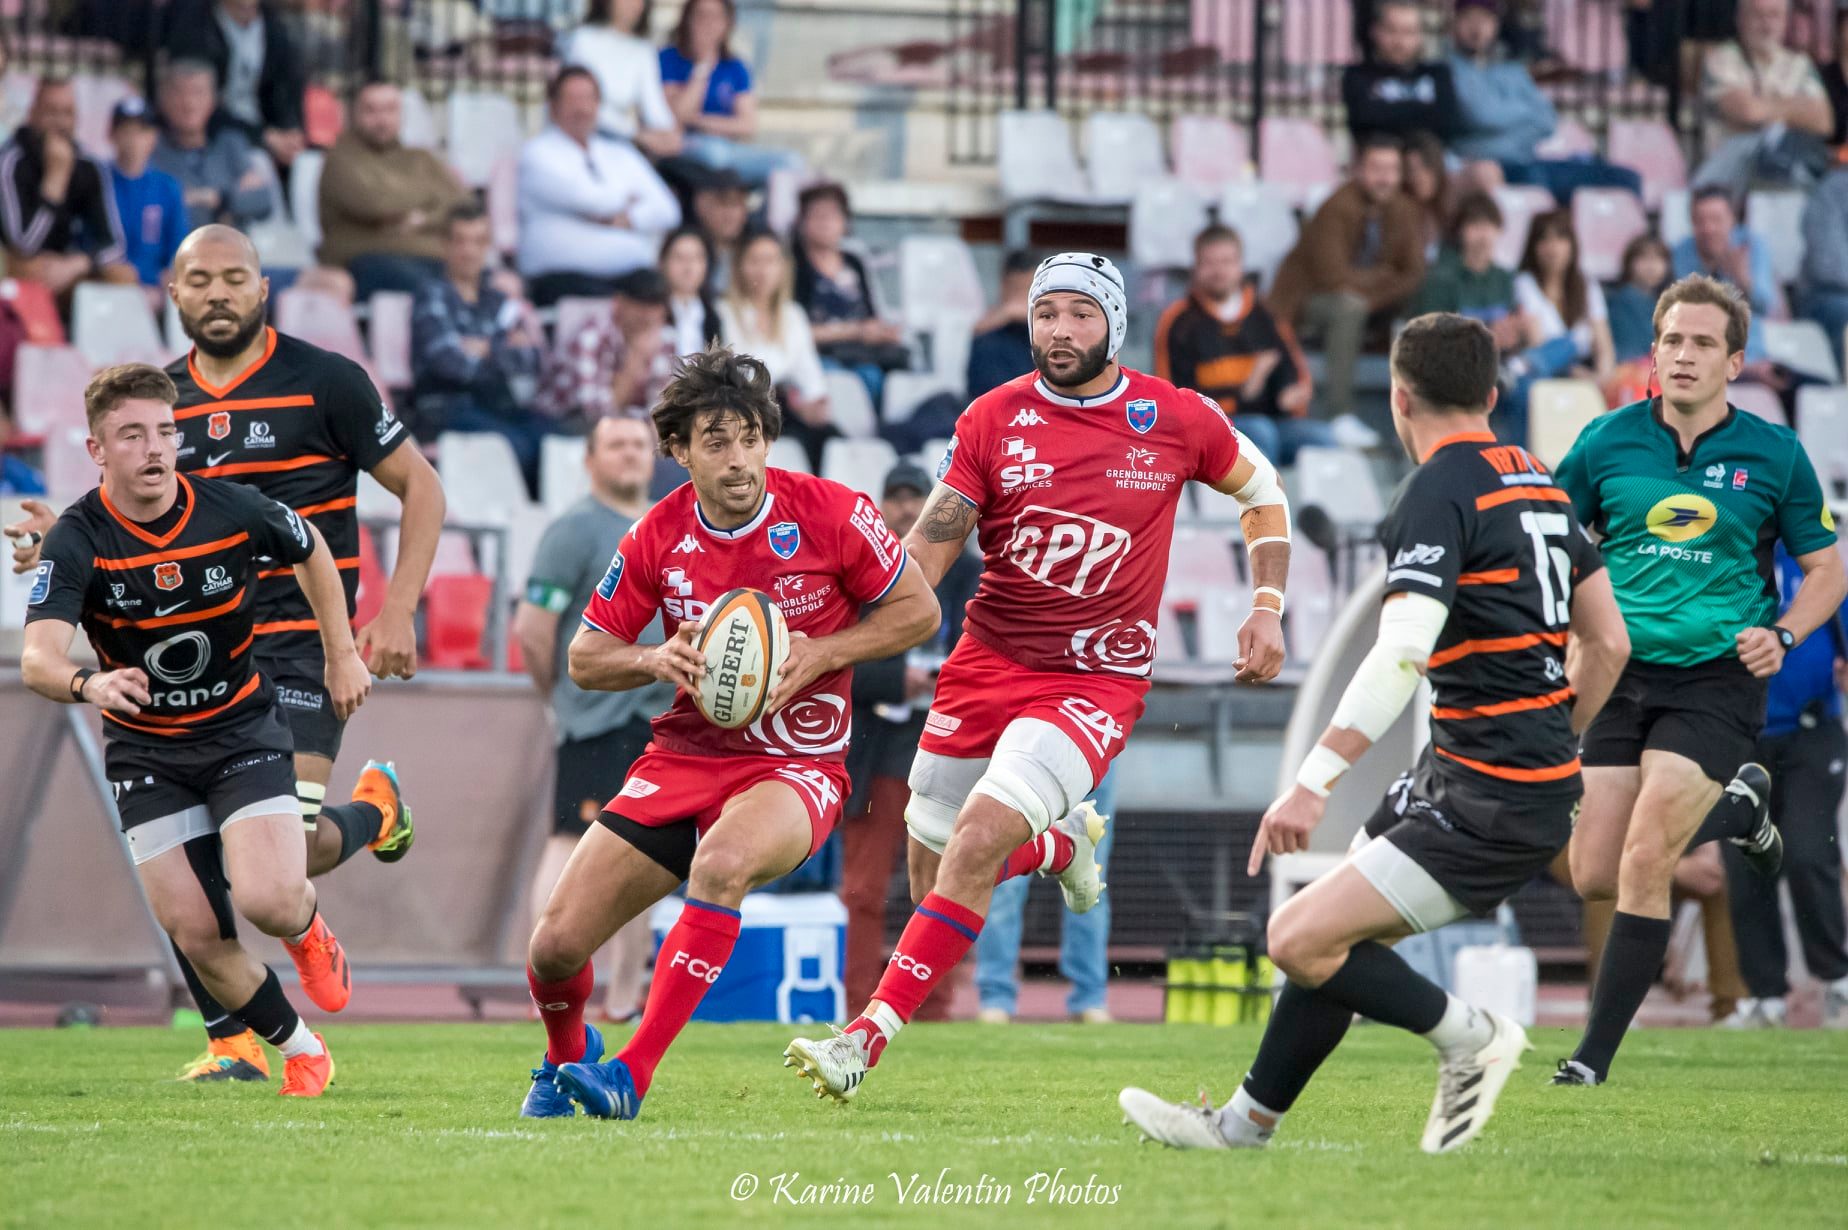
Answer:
[
  {"xmin": 182, "ymin": 301, "xmax": 267, "ymax": 359},
  {"xmin": 1031, "ymin": 334, "xmax": 1112, "ymax": 390}
]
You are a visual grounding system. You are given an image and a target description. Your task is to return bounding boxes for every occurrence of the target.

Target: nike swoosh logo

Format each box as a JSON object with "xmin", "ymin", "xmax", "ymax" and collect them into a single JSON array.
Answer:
[
  {"xmin": 205, "ymin": 452, "xmax": 234, "ymax": 467},
  {"xmin": 154, "ymin": 602, "xmax": 188, "ymax": 616}
]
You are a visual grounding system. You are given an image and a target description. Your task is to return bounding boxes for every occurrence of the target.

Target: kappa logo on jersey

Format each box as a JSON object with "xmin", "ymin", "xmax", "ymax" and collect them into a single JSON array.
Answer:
[
  {"xmin": 1000, "ymin": 435, "xmax": 1054, "ymax": 491},
  {"xmin": 595, "ymin": 549, "xmax": 625, "ymax": 600},
  {"xmin": 153, "ymin": 562, "xmax": 183, "ymax": 591},
  {"xmin": 1645, "ymin": 494, "xmax": 1717, "ymax": 544},
  {"xmin": 618, "ymin": 776, "xmax": 661, "ymax": 799},
  {"xmin": 849, "ymin": 497, "xmax": 900, "ymax": 571},
  {"xmin": 1057, "ymin": 696, "xmax": 1125, "ymax": 756},
  {"xmin": 672, "ymin": 534, "xmax": 704, "ymax": 554},
  {"xmin": 200, "ymin": 565, "xmax": 234, "ymax": 596},
  {"xmin": 1008, "ymin": 408, "xmax": 1047, "ymax": 428},
  {"xmin": 244, "ymin": 421, "xmax": 275, "ymax": 449},
  {"xmin": 207, "ymin": 411, "xmax": 232, "ymax": 440},
  {"xmin": 27, "ymin": 560, "xmax": 52, "ymax": 605},
  {"xmin": 1126, "ymin": 398, "xmax": 1158, "ymax": 434},
  {"xmin": 1003, "ymin": 505, "xmax": 1133, "ymax": 598},
  {"xmin": 1069, "ymin": 618, "xmax": 1156, "ymax": 676},
  {"xmin": 768, "ymin": 521, "xmax": 801, "ymax": 560},
  {"xmin": 1703, "ymin": 463, "xmax": 1727, "ymax": 489},
  {"xmin": 936, "ymin": 435, "xmax": 958, "ymax": 479}
]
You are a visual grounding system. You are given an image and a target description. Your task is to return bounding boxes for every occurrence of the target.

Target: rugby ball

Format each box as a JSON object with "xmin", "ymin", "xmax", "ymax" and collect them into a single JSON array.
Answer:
[{"xmin": 692, "ymin": 588, "xmax": 790, "ymax": 729}]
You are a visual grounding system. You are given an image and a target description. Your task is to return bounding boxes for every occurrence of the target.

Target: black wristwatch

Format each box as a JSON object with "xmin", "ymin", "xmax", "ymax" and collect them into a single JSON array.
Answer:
[{"xmin": 1770, "ymin": 624, "xmax": 1796, "ymax": 651}]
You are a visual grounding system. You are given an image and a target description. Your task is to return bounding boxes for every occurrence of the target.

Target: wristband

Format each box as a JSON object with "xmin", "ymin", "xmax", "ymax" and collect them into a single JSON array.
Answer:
[
  {"xmin": 1252, "ymin": 585, "xmax": 1286, "ymax": 615},
  {"xmin": 1295, "ymin": 744, "xmax": 1352, "ymax": 798},
  {"xmin": 1248, "ymin": 536, "xmax": 1291, "ymax": 549},
  {"xmin": 69, "ymin": 667, "xmax": 96, "ymax": 702}
]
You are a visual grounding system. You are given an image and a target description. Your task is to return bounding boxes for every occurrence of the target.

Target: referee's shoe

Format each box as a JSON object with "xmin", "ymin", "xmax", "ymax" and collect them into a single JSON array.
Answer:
[{"xmin": 1723, "ymin": 764, "xmax": 1781, "ymax": 878}]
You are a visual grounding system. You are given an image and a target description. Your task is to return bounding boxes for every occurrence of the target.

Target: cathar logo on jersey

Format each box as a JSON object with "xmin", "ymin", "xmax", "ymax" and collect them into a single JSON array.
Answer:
[
  {"xmin": 206, "ymin": 411, "xmax": 231, "ymax": 440},
  {"xmin": 153, "ymin": 562, "xmax": 183, "ymax": 591},
  {"xmin": 1069, "ymin": 618, "xmax": 1157, "ymax": 676},
  {"xmin": 1000, "ymin": 436, "xmax": 1054, "ymax": 491},
  {"xmin": 746, "ymin": 691, "xmax": 849, "ymax": 755},
  {"xmin": 1003, "ymin": 505, "xmax": 1132, "ymax": 598}
]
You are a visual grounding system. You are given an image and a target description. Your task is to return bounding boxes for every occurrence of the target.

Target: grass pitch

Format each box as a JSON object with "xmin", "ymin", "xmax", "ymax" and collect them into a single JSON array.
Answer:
[{"xmin": 4, "ymin": 1020, "xmax": 1845, "ymax": 1229}]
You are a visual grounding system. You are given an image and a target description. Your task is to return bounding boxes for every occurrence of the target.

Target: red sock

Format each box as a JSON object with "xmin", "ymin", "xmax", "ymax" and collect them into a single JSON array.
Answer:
[
  {"xmin": 866, "ymin": 892, "xmax": 984, "ymax": 1025},
  {"xmin": 616, "ymin": 899, "xmax": 740, "ymax": 1097},
  {"xmin": 994, "ymin": 828, "xmax": 1075, "ymax": 883},
  {"xmin": 528, "ymin": 962, "xmax": 594, "ymax": 1065}
]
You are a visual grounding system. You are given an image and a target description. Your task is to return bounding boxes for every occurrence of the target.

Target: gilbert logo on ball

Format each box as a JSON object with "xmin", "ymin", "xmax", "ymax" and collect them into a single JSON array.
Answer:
[{"xmin": 693, "ymin": 588, "xmax": 790, "ymax": 729}]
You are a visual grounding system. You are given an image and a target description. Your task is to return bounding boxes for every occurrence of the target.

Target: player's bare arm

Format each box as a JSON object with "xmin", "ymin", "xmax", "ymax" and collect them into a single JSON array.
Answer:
[
  {"xmin": 4, "ymin": 498, "xmax": 55, "ymax": 574},
  {"xmin": 357, "ymin": 442, "xmax": 446, "ymax": 680},
  {"xmin": 20, "ymin": 618, "xmax": 152, "ymax": 714},
  {"xmin": 1734, "ymin": 544, "xmax": 1848, "ymax": 678},
  {"xmin": 765, "ymin": 558, "xmax": 940, "ymax": 713},
  {"xmin": 1248, "ymin": 591, "xmax": 1447, "ymax": 875},
  {"xmin": 900, "ymin": 483, "xmax": 979, "ymax": 588},
  {"xmin": 1562, "ymin": 568, "xmax": 1629, "ymax": 734},
  {"xmin": 294, "ymin": 520, "xmax": 373, "ymax": 720},
  {"xmin": 1211, "ymin": 434, "xmax": 1291, "ymax": 685},
  {"xmin": 569, "ymin": 619, "xmax": 704, "ymax": 694},
  {"xmin": 513, "ymin": 600, "xmax": 562, "ymax": 696}
]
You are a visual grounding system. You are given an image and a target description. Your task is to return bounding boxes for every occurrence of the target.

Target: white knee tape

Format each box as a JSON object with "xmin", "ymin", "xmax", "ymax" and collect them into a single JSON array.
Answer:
[
  {"xmin": 968, "ymin": 718, "xmax": 1095, "ymax": 839},
  {"xmin": 906, "ymin": 749, "xmax": 989, "ymax": 855}
]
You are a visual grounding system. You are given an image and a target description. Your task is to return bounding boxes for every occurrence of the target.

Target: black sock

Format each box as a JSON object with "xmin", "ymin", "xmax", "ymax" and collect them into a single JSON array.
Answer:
[
  {"xmin": 173, "ymin": 941, "xmax": 246, "ymax": 1040},
  {"xmin": 1689, "ymin": 785, "xmax": 1754, "ymax": 847},
  {"xmin": 1573, "ymin": 910, "xmax": 1671, "ymax": 1078},
  {"xmin": 1243, "ymin": 981, "xmax": 1356, "ymax": 1112},
  {"xmin": 229, "ymin": 967, "xmax": 303, "ymax": 1047},
  {"xmin": 324, "ymin": 801, "xmax": 384, "ymax": 867},
  {"xmin": 1314, "ymin": 940, "xmax": 1448, "ymax": 1034}
]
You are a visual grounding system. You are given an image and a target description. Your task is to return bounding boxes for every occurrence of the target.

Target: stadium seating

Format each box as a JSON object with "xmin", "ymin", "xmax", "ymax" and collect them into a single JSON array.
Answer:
[
  {"xmin": 1527, "ymin": 379, "xmax": 1606, "ymax": 469},
  {"xmin": 1257, "ymin": 117, "xmax": 1339, "ymax": 207},
  {"xmin": 1658, "ymin": 187, "xmax": 1691, "ymax": 249},
  {"xmin": 1745, "ymin": 190, "xmax": 1807, "ymax": 286},
  {"xmin": 897, "ymin": 234, "xmax": 986, "ymax": 331},
  {"xmin": 423, "ymin": 574, "xmax": 492, "ymax": 670},
  {"xmin": 446, "ymin": 91, "xmax": 525, "ymax": 188},
  {"xmin": 437, "ymin": 431, "xmax": 529, "ymax": 521},
  {"xmin": 400, "ymin": 87, "xmax": 440, "ymax": 148},
  {"xmin": 1083, "ymin": 111, "xmax": 1167, "ymax": 204},
  {"xmin": 42, "ymin": 426, "xmax": 96, "ymax": 501},
  {"xmin": 997, "ymin": 109, "xmax": 1093, "ymax": 204},
  {"xmin": 275, "ymin": 287, "xmax": 367, "ymax": 363},
  {"xmin": 368, "ymin": 291, "xmax": 416, "ymax": 390},
  {"xmin": 70, "ymin": 283, "xmax": 166, "ymax": 368},
  {"xmin": 486, "ymin": 154, "xmax": 520, "ymax": 254},
  {"xmin": 767, "ymin": 436, "xmax": 812, "ymax": 475},
  {"xmin": 881, "ymin": 370, "xmax": 960, "ymax": 424},
  {"xmin": 820, "ymin": 437, "xmax": 898, "ymax": 494},
  {"xmin": 1535, "ymin": 116, "xmax": 1597, "ymax": 160},
  {"xmin": 1190, "ymin": 0, "xmax": 1256, "ymax": 64},
  {"xmin": 1762, "ymin": 319, "xmax": 1840, "ymax": 385},
  {"xmin": 357, "ymin": 469, "xmax": 400, "ymax": 521},
  {"xmin": 1795, "ymin": 385, "xmax": 1848, "ymax": 499},
  {"xmin": 1492, "ymin": 184, "xmax": 1558, "ymax": 269},
  {"xmin": 1, "ymin": 277, "xmax": 66, "ymax": 344},
  {"xmin": 539, "ymin": 434, "xmax": 590, "ymax": 514},
  {"xmin": 11, "ymin": 344, "xmax": 92, "ymax": 439},
  {"xmin": 1729, "ymin": 381, "xmax": 1787, "ymax": 426},
  {"xmin": 1606, "ymin": 118, "xmax": 1686, "ymax": 211},
  {"xmin": 1291, "ymin": 446, "xmax": 1383, "ymax": 528},
  {"xmin": 1548, "ymin": 0, "xmax": 1630, "ymax": 73},
  {"xmin": 823, "ymin": 368, "xmax": 879, "ymax": 438},
  {"xmin": 352, "ymin": 524, "xmax": 387, "ymax": 629},
  {"xmin": 289, "ymin": 149, "xmax": 325, "ymax": 252},
  {"xmin": 1572, "ymin": 187, "xmax": 1649, "ymax": 280},
  {"xmin": 1214, "ymin": 181, "xmax": 1298, "ymax": 289},
  {"xmin": 1130, "ymin": 177, "xmax": 1210, "ymax": 271},
  {"xmin": 1170, "ymin": 113, "xmax": 1249, "ymax": 194},
  {"xmin": 1281, "ymin": 0, "xmax": 1354, "ymax": 67}
]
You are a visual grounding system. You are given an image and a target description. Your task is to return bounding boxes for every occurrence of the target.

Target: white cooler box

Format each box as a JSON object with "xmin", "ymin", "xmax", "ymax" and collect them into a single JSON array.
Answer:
[{"xmin": 649, "ymin": 892, "xmax": 846, "ymax": 1024}]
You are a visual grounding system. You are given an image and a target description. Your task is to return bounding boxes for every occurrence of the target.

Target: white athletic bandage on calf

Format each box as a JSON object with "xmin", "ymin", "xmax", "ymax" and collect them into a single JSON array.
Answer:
[
  {"xmin": 297, "ymin": 780, "xmax": 326, "ymax": 819},
  {"xmin": 1326, "ymin": 592, "xmax": 1449, "ymax": 742},
  {"xmin": 967, "ymin": 718, "xmax": 1096, "ymax": 839},
  {"xmin": 906, "ymin": 749, "xmax": 991, "ymax": 855}
]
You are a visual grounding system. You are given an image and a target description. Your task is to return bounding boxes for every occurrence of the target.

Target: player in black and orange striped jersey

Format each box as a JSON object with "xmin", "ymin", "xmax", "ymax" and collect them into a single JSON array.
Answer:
[
  {"xmin": 21, "ymin": 364, "xmax": 373, "ymax": 1096},
  {"xmin": 1119, "ymin": 315, "xmax": 1633, "ymax": 1157}
]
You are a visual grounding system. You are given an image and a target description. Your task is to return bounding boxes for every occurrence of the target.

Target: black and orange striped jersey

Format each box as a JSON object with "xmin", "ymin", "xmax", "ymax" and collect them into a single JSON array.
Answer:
[
  {"xmin": 25, "ymin": 473, "xmax": 317, "ymax": 745},
  {"xmin": 166, "ymin": 328, "xmax": 408, "ymax": 660},
  {"xmin": 1379, "ymin": 431, "xmax": 1605, "ymax": 795}
]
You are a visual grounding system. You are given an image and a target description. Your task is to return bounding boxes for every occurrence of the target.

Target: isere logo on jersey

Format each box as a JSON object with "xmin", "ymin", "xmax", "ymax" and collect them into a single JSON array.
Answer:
[
  {"xmin": 1000, "ymin": 436, "xmax": 1054, "ymax": 491},
  {"xmin": 153, "ymin": 562, "xmax": 183, "ymax": 591},
  {"xmin": 768, "ymin": 521, "xmax": 801, "ymax": 560},
  {"xmin": 207, "ymin": 410, "xmax": 232, "ymax": 440},
  {"xmin": 849, "ymin": 496, "xmax": 900, "ymax": 570},
  {"xmin": 1004, "ymin": 505, "xmax": 1132, "ymax": 598},
  {"xmin": 1009, "ymin": 408, "xmax": 1047, "ymax": 428},
  {"xmin": 244, "ymin": 421, "xmax": 275, "ymax": 449}
]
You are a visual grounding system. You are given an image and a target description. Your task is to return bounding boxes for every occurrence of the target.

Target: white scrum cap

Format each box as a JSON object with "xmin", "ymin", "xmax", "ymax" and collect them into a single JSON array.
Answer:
[{"xmin": 1029, "ymin": 251, "xmax": 1127, "ymax": 358}]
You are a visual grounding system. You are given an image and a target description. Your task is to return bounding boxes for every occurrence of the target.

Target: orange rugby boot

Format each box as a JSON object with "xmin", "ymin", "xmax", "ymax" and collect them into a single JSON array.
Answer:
[
  {"xmin": 278, "ymin": 1034, "xmax": 335, "ymax": 1097},
  {"xmin": 176, "ymin": 1029, "xmax": 271, "ymax": 1082},
  {"xmin": 282, "ymin": 914, "xmax": 352, "ymax": 1013}
]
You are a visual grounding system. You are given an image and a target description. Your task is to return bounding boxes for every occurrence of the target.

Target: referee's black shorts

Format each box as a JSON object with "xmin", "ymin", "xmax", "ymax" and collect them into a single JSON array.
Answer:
[
  {"xmin": 1579, "ymin": 657, "xmax": 1768, "ymax": 786},
  {"xmin": 554, "ymin": 719, "xmax": 655, "ymax": 836}
]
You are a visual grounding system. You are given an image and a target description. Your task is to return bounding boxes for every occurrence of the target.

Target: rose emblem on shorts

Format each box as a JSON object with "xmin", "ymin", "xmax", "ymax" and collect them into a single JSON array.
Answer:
[
  {"xmin": 1069, "ymin": 619, "xmax": 1155, "ymax": 675},
  {"xmin": 746, "ymin": 691, "xmax": 849, "ymax": 755}
]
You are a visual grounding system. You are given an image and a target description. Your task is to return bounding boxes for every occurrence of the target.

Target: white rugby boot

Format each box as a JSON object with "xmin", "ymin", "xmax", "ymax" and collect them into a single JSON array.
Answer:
[
  {"xmin": 784, "ymin": 1027, "xmax": 872, "ymax": 1103},
  {"xmin": 1118, "ymin": 1087, "xmax": 1270, "ymax": 1150},
  {"xmin": 1048, "ymin": 800, "xmax": 1108, "ymax": 914},
  {"xmin": 1421, "ymin": 1011, "xmax": 1532, "ymax": 1154}
]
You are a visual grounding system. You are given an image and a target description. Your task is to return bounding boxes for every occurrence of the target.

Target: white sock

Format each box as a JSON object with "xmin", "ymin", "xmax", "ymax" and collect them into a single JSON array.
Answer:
[
  {"xmin": 277, "ymin": 1019, "xmax": 323, "ymax": 1059},
  {"xmin": 865, "ymin": 1000, "xmax": 904, "ymax": 1041},
  {"xmin": 1422, "ymin": 994, "xmax": 1494, "ymax": 1059},
  {"xmin": 1218, "ymin": 1085, "xmax": 1282, "ymax": 1144}
]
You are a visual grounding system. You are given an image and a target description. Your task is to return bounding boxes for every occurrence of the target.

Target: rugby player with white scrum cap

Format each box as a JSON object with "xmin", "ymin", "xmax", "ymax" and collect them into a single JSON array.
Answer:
[{"xmin": 787, "ymin": 252, "xmax": 1293, "ymax": 1099}]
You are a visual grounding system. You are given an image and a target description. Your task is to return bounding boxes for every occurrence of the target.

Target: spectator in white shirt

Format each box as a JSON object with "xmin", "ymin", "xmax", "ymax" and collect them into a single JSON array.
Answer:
[
  {"xmin": 559, "ymin": 0, "xmax": 683, "ymax": 157},
  {"xmin": 1512, "ymin": 209, "xmax": 1613, "ymax": 384},
  {"xmin": 660, "ymin": 225, "xmax": 720, "ymax": 358},
  {"xmin": 718, "ymin": 227, "xmax": 833, "ymax": 467},
  {"xmin": 516, "ymin": 66, "xmax": 682, "ymax": 307}
]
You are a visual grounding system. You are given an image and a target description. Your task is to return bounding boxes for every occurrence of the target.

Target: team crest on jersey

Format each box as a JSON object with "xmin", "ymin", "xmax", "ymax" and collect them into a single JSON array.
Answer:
[
  {"xmin": 1126, "ymin": 398, "xmax": 1157, "ymax": 434},
  {"xmin": 768, "ymin": 521, "xmax": 800, "ymax": 560},
  {"xmin": 153, "ymin": 562, "xmax": 183, "ymax": 591},
  {"xmin": 207, "ymin": 411, "xmax": 232, "ymax": 440}
]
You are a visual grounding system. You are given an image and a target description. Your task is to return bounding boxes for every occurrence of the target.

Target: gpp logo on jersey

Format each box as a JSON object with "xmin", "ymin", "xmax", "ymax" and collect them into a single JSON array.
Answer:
[
  {"xmin": 1126, "ymin": 398, "xmax": 1158, "ymax": 433},
  {"xmin": 26, "ymin": 560, "xmax": 52, "ymax": 605},
  {"xmin": 999, "ymin": 435, "xmax": 1054, "ymax": 491},
  {"xmin": 768, "ymin": 521, "xmax": 801, "ymax": 560},
  {"xmin": 153, "ymin": 562, "xmax": 183, "ymax": 591},
  {"xmin": 1009, "ymin": 408, "xmax": 1047, "ymax": 428},
  {"xmin": 1003, "ymin": 505, "xmax": 1132, "ymax": 598},
  {"xmin": 244, "ymin": 421, "xmax": 275, "ymax": 449},
  {"xmin": 849, "ymin": 497, "xmax": 900, "ymax": 571},
  {"xmin": 200, "ymin": 565, "xmax": 234, "ymax": 596},
  {"xmin": 595, "ymin": 549, "xmax": 625, "ymax": 600},
  {"xmin": 207, "ymin": 411, "xmax": 231, "ymax": 440}
]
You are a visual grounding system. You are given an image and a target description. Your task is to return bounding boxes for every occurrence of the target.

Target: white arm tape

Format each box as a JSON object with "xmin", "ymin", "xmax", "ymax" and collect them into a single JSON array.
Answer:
[
  {"xmin": 1230, "ymin": 430, "xmax": 1289, "ymax": 513},
  {"xmin": 1328, "ymin": 592, "xmax": 1449, "ymax": 741}
]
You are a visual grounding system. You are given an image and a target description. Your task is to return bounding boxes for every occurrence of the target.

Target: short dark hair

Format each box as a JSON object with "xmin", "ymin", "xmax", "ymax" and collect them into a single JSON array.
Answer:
[
  {"xmin": 1193, "ymin": 223, "xmax": 1242, "ymax": 254},
  {"xmin": 1652, "ymin": 273, "xmax": 1751, "ymax": 354},
  {"xmin": 85, "ymin": 363, "xmax": 177, "ymax": 432},
  {"xmin": 1450, "ymin": 189, "xmax": 1503, "ymax": 238},
  {"xmin": 796, "ymin": 181, "xmax": 850, "ymax": 220},
  {"xmin": 1391, "ymin": 313, "xmax": 1499, "ymax": 413},
  {"xmin": 652, "ymin": 344, "xmax": 781, "ymax": 455},
  {"xmin": 547, "ymin": 65, "xmax": 600, "ymax": 103},
  {"xmin": 1357, "ymin": 131, "xmax": 1403, "ymax": 158},
  {"xmin": 444, "ymin": 199, "xmax": 488, "ymax": 232},
  {"xmin": 1691, "ymin": 184, "xmax": 1736, "ymax": 214},
  {"xmin": 352, "ymin": 77, "xmax": 397, "ymax": 102},
  {"xmin": 613, "ymin": 267, "xmax": 669, "ymax": 306}
]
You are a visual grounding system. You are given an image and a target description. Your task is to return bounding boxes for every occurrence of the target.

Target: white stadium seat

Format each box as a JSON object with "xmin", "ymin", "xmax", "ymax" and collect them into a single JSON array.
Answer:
[
  {"xmin": 1528, "ymin": 379, "xmax": 1606, "ymax": 469},
  {"xmin": 882, "ymin": 371, "xmax": 960, "ymax": 425},
  {"xmin": 1607, "ymin": 118, "xmax": 1686, "ymax": 211},
  {"xmin": 368, "ymin": 291, "xmax": 416, "ymax": 389},
  {"xmin": 1761, "ymin": 319, "xmax": 1840, "ymax": 385},
  {"xmin": 1131, "ymin": 177, "xmax": 1210, "ymax": 271},
  {"xmin": 437, "ymin": 431, "xmax": 529, "ymax": 523},
  {"xmin": 1729, "ymin": 381, "xmax": 1786, "ymax": 427},
  {"xmin": 820, "ymin": 438, "xmax": 899, "ymax": 496},
  {"xmin": 540, "ymin": 435, "xmax": 590, "ymax": 515},
  {"xmin": 399, "ymin": 87, "xmax": 440, "ymax": 148},
  {"xmin": 767, "ymin": 437, "xmax": 812, "ymax": 475},
  {"xmin": 12, "ymin": 345, "xmax": 93, "ymax": 438},
  {"xmin": 823, "ymin": 368, "xmax": 879, "ymax": 439},
  {"xmin": 1795, "ymin": 385, "xmax": 1848, "ymax": 499},
  {"xmin": 290, "ymin": 149, "xmax": 325, "ymax": 251},
  {"xmin": 1291, "ymin": 446, "xmax": 1383, "ymax": 526},
  {"xmin": 71, "ymin": 283, "xmax": 165, "ymax": 368},
  {"xmin": 1171, "ymin": 113, "xmax": 1250, "ymax": 194},
  {"xmin": 446, "ymin": 91, "xmax": 525, "ymax": 188},
  {"xmin": 276, "ymin": 287, "xmax": 366, "ymax": 363},
  {"xmin": 1572, "ymin": 188, "xmax": 1649, "ymax": 281},
  {"xmin": 997, "ymin": 109, "xmax": 1092, "ymax": 204},
  {"xmin": 1659, "ymin": 187, "xmax": 1691, "ymax": 250},
  {"xmin": 1745, "ymin": 190, "xmax": 1807, "ymax": 286},
  {"xmin": 898, "ymin": 234, "xmax": 986, "ymax": 331},
  {"xmin": 1083, "ymin": 111, "xmax": 1167, "ymax": 204},
  {"xmin": 1491, "ymin": 184, "xmax": 1558, "ymax": 270},
  {"xmin": 1215, "ymin": 181, "xmax": 1298, "ymax": 289},
  {"xmin": 1257, "ymin": 117, "xmax": 1338, "ymax": 207}
]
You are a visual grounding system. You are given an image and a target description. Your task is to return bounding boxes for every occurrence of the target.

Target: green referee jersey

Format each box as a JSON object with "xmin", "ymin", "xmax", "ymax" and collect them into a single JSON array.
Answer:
[{"xmin": 1555, "ymin": 398, "xmax": 1838, "ymax": 667}]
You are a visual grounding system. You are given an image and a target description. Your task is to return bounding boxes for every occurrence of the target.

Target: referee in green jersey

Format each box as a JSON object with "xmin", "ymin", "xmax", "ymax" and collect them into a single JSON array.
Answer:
[{"xmin": 1552, "ymin": 275, "xmax": 1847, "ymax": 1085}]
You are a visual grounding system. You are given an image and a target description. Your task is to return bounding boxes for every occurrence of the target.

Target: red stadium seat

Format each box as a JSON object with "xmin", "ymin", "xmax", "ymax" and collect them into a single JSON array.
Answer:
[
  {"xmin": 303, "ymin": 83, "xmax": 344, "ymax": 148},
  {"xmin": 1190, "ymin": 0, "xmax": 1255, "ymax": 64},
  {"xmin": 353, "ymin": 524, "xmax": 387, "ymax": 630},
  {"xmin": 1607, "ymin": 119, "xmax": 1686, "ymax": 210},
  {"xmin": 1571, "ymin": 188, "xmax": 1648, "ymax": 280},
  {"xmin": 1281, "ymin": 0, "xmax": 1354, "ymax": 68},
  {"xmin": 1171, "ymin": 113, "xmax": 1250, "ymax": 194},
  {"xmin": 1546, "ymin": 0, "xmax": 1629, "ymax": 74},
  {"xmin": 1535, "ymin": 116, "xmax": 1597, "ymax": 160},
  {"xmin": 1258, "ymin": 117, "xmax": 1339, "ymax": 207},
  {"xmin": 2, "ymin": 278, "xmax": 67, "ymax": 344},
  {"xmin": 423, "ymin": 574, "xmax": 492, "ymax": 670}
]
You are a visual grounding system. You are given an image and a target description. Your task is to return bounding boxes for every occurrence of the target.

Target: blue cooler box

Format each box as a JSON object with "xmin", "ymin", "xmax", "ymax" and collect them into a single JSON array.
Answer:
[{"xmin": 648, "ymin": 892, "xmax": 846, "ymax": 1023}]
